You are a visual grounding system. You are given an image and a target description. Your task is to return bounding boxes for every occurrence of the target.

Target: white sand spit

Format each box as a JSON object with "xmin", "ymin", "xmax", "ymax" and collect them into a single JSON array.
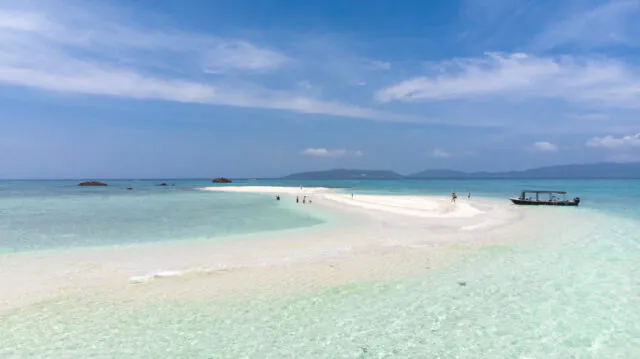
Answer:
[
  {"xmin": 1, "ymin": 185, "xmax": 528, "ymax": 312},
  {"xmin": 200, "ymin": 186, "xmax": 330, "ymax": 194}
]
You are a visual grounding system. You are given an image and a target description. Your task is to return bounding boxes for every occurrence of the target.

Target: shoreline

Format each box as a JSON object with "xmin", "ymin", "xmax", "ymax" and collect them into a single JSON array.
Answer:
[
  {"xmin": 200, "ymin": 185, "xmax": 493, "ymax": 219},
  {"xmin": 2, "ymin": 186, "xmax": 523, "ymax": 313}
]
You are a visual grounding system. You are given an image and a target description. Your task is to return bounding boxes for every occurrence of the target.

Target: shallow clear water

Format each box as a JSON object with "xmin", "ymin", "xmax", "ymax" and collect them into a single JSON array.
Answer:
[
  {"xmin": 1, "ymin": 179, "xmax": 639, "ymax": 358},
  {"xmin": 0, "ymin": 180, "xmax": 323, "ymax": 252}
]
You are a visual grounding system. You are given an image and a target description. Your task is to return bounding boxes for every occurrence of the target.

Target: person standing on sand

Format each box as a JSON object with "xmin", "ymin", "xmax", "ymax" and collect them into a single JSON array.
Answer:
[
  {"xmin": 452, "ymin": 192, "xmax": 457, "ymax": 203},
  {"xmin": 468, "ymin": 192, "xmax": 471, "ymax": 199}
]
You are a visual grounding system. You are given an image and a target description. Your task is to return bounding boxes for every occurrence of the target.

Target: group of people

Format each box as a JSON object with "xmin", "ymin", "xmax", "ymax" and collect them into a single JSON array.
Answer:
[
  {"xmin": 274, "ymin": 194, "xmax": 311, "ymax": 204},
  {"xmin": 296, "ymin": 196, "xmax": 311, "ymax": 204},
  {"xmin": 281, "ymin": 191, "xmax": 464, "ymax": 204},
  {"xmin": 451, "ymin": 192, "xmax": 471, "ymax": 203}
]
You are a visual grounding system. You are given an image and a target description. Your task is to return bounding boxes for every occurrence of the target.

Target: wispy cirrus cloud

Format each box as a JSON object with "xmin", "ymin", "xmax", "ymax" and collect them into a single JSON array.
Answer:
[
  {"xmin": 0, "ymin": 2, "xmax": 427, "ymax": 123},
  {"xmin": 531, "ymin": 0, "xmax": 640, "ymax": 51},
  {"xmin": 301, "ymin": 148, "xmax": 363, "ymax": 158},
  {"xmin": 0, "ymin": 10, "xmax": 46, "ymax": 31},
  {"xmin": 376, "ymin": 52, "xmax": 640, "ymax": 109},
  {"xmin": 203, "ymin": 42, "xmax": 289, "ymax": 74}
]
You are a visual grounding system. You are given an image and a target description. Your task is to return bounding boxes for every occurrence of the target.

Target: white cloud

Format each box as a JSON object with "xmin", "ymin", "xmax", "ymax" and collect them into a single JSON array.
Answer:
[
  {"xmin": 531, "ymin": 0, "xmax": 640, "ymax": 51},
  {"xmin": 0, "ymin": 11, "xmax": 46, "ymax": 31},
  {"xmin": 0, "ymin": 8, "xmax": 287, "ymax": 75},
  {"xmin": 431, "ymin": 148, "xmax": 452, "ymax": 158},
  {"xmin": 0, "ymin": 65, "xmax": 216, "ymax": 102},
  {"xmin": 376, "ymin": 52, "xmax": 640, "ymax": 109},
  {"xmin": 203, "ymin": 41, "xmax": 289, "ymax": 74},
  {"xmin": 586, "ymin": 133, "xmax": 640, "ymax": 149},
  {"xmin": 301, "ymin": 148, "xmax": 363, "ymax": 158},
  {"xmin": 0, "ymin": 55, "xmax": 394, "ymax": 120},
  {"xmin": 0, "ymin": 3, "xmax": 428, "ymax": 123},
  {"xmin": 530, "ymin": 141, "xmax": 558, "ymax": 152},
  {"xmin": 0, "ymin": 5, "xmax": 289, "ymax": 75}
]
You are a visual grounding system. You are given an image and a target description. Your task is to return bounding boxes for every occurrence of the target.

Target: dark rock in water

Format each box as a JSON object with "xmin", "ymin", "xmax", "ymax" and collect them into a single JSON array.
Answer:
[
  {"xmin": 157, "ymin": 183, "xmax": 168, "ymax": 186},
  {"xmin": 212, "ymin": 177, "xmax": 232, "ymax": 183},
  {"xmin": 78, "ymin": 181, "xmax": 108, "ymax": 187},
  {"xmin": 458, "ymin": 281, "xmax": 467, "ymax": 287},
  {"xmin": 126, "ymin": 187, "xmax": 133, "ymax": 190}
]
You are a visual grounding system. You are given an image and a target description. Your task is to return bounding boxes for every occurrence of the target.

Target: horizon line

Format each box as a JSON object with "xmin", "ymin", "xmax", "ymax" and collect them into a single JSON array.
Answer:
[{"xmin": 1, "ymin": 161, "xmax": 638, "ymax": 181}]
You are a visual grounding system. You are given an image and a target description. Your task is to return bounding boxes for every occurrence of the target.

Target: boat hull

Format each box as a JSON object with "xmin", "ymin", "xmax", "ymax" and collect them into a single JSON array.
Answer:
[{"xmin": 510, "ymin": 198, "xmax": 580, "ymax": 206}]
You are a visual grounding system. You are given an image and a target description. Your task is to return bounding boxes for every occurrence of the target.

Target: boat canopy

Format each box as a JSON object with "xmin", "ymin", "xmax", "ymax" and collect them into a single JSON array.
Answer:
[{"xmin": 521, "ymin": 190, "xmax": 567, "ymax": 194}]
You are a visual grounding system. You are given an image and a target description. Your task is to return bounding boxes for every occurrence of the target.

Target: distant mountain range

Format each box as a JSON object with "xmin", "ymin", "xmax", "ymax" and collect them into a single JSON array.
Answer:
[
  {"xmin": 283, "ymin": 169, "xmax": 404, "ymax": 180},
  {"xmin": 284, "ymin": 162, "xmax": 640, "ymax": 180}
]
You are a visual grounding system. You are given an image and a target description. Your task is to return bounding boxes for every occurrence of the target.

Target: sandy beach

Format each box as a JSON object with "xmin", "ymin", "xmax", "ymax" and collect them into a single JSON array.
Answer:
[
  {"xmin": 2, "ymin": 185, "xmax": 522, "ymax": 312},
  {"xmin": 201, "ymin": 185, "xmax": 486, "ymax": 218},
  {"xmin": 200, "ymin": 186, "xmax": 332, "ymax": 194}
]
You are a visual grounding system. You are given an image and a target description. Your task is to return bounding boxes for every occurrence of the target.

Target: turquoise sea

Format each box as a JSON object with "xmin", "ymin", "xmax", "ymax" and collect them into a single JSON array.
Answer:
[
  {"xmin": 1, "ymin": 179, "xmax": 639, "ymax": 358},
  {"xmin": 0, "ymin": 180, "xmax": 324, "ymax": 253}
]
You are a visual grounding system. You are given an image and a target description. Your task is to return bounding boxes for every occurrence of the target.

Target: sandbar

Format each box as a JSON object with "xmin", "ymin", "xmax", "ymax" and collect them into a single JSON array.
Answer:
[{"xmin": 1, "ymin": 185, "xmax": 528, "ymax": 313}]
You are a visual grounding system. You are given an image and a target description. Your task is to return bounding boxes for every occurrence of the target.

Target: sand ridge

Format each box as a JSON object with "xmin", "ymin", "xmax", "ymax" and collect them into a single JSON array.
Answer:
[{"xmin": 200, "ymin": 186, "xmax": 483, "ymax": 219}]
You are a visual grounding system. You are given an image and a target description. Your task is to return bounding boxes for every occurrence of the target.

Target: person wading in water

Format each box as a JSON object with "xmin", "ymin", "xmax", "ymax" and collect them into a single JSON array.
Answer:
[{"xmin": 451, "ymin": 192, "xmax": 457, "ymax": 203}]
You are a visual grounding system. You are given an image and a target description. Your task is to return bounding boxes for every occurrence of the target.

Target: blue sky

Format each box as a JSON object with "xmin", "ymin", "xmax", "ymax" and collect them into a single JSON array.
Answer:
[{"xmin": 1, "ymin": 0, "xmax": 640, "ymax": 178}]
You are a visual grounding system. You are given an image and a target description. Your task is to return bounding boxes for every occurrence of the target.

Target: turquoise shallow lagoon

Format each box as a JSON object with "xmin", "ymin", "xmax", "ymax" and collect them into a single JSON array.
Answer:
[
  {"xmin": 0, "ymin": 180, "xmax": 324, "ymax": 253},
  {"xmin": 1, "ymin": 179, "xmax": 639, "ymax": 358}
]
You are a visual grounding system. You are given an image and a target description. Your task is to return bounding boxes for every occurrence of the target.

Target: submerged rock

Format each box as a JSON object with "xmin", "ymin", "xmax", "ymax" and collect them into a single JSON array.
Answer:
[
  {"xmin": 78, "ymin": 181, "xmax": 108, "ymax": 187},
  {"xmin": 212, "ymin": 177, "xmax": 232, "ymax": 183},
  {"xmin": 157, "ymin": 183, "xmax": 168, "ymax": 186},
  {"xmin": 126, "ymin": 187, "xmax": 133, "ymax": 190}
]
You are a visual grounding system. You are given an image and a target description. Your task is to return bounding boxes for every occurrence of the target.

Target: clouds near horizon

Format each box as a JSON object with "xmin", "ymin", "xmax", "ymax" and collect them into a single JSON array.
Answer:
[
  {"xmin": 586, "ymin": 133, "xmax": 640, "ymax": 149},
  {"xmin": 301, "ymin": 148, "xmax": 363, "ymax": 158},
  {"xmin": 530, "ymin": 142, "xmax": 559, "ymax": 153}
]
